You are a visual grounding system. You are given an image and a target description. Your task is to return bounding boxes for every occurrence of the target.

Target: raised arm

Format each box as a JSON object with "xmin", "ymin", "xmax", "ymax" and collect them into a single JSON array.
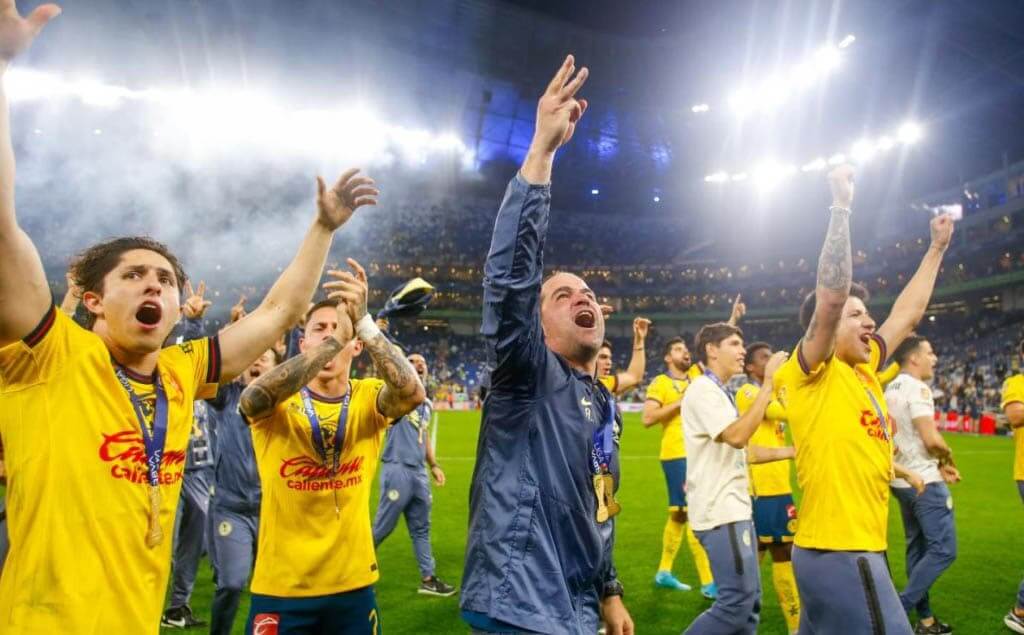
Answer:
[
  {"xmin": 727, "ymin": 294, "xmax": 746, "ymax": 327},
  {"xmin": 324, "ymin": 259, "xmax": 425, "ymax": 420},
  {"xmin": 615, "ymin": 317, "xmax": 650, "ymax": 394},
  {"xmin": 0, "ymin": 2, "xmax": 61, "ymax": 347},
  {"xmin": 239, "ymin": 302, "xmax": 353, "ymax": 421},
  {"xmin": 876, "ymin": 214, "xmax": 954, "ymax": 352},
  {"xmin": 481, "ymin": 55, "xmax": 589, "ymax": 384},
  {"xmin": 217, "ymin": 169, "xmax": 378, "ymax": 382},
  {"xmin": 801, "ymin": 165, "xmax": 855, "ymax": 370}
]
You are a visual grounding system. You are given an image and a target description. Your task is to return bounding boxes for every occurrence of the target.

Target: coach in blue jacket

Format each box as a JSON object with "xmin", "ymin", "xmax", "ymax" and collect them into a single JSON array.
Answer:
[{"xmin": 460, "ymin": 55, "xmax": 634, "ymax": 635}]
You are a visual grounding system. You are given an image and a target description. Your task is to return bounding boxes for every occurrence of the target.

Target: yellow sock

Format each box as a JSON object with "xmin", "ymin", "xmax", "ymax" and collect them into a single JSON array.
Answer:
[
  {"xmin": 687, "ymin": 524, "xmax": 714, "ymax": 586},
  {"xmin": 658, "ymin": 516, "xmax": 684, "ymax": 572},
  {"xmin": 772, "ymin": 560, "xmax": 801, "ymax": 632}
]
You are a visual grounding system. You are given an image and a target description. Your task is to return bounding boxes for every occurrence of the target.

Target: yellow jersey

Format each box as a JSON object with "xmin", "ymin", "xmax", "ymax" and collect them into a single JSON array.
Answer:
[
  {"xmin": 644, "ymin": 365, "xmax": 702, "ymax": 461},
  {"xmin": 878, "ymin": 361, "xmax": 901, "ymax": 386},
  {"xmin": 773, "ymin": 335, "xmax": 894, "ymax": 552},
  {"xmin": 598, "ymin": 374, "xmax": 618, "ymax": 393},
  {"xmin": 248, "ymin": 378, "xmax": 388, "ymax": 597},
  {"xmin": 0, "ymin": 306, "xmax": 219, "ymax": 634},
  {"xmin": 736, "ymin": 382, "xmax": 792, "ymax": 497},
  {"xmin": 1001, "ymin": 374, "xmax": 1024, "ymax": 480}
]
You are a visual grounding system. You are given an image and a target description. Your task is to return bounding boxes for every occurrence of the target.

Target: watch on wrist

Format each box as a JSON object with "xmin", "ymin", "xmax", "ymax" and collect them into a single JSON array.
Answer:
[{"xmin": 602, "ymin": 579, "xmax": 624, "ymax": 599}]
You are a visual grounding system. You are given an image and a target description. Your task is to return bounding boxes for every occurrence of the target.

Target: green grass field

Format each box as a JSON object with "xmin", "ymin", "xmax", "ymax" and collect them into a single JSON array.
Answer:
[{"xmin": 164, "ymin": 411, "xmax": 1022, "ymax": 634}]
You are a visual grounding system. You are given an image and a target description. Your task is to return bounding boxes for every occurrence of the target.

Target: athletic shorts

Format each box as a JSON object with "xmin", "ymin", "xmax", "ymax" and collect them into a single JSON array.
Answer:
[
  {"xmin": 752, "ymin": 493, "xmax": 797, "ymax": 544},
  {"xmin": 248, "ymin": 585, "xmax": 380, "ymax": 634},
  {"xmin": 661, "ymin": 458, "xmax": 688, "ymax": 510}
]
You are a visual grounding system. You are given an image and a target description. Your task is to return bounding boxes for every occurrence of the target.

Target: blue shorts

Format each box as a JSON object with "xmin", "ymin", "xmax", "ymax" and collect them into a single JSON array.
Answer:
[
  {"xmin": 752, "ymin": 494, "xmax": 797, "ymax": 545},
  {"xmin": 248, "ymin": 585, "xmax": 381, "ymax": 634},
  {"xmin": 661, "ymin": 458, "xmax": 688, "ymax": 510}
]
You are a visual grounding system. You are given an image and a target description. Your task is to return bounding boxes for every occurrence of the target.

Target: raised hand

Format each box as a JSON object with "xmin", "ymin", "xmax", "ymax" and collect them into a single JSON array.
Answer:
[
  {"xmin": 181, "ymin": 280, "xmax": 212, "ymax": 319},
  {"xmin": 323, "ymin": 258, "xmax": 369, "ymax": 325},
  {"xmin": 332, "ymin": 299, "xmax": 354, "ymax": 346},
  {"xmin": 929, "ymin": 213, "xmax": 955, "ymax": 252},
  {"xmin": 532, "ymin": 55, "xmax": 589, "ymax": 154},
  {"xmin": 763, "ymin": 351, "xmax": 790, "ymax": 385},
  {"xmin": 632, "ymin": 317, "xmax": 651, "ymax": 341},
  {"xmin": 827, "ymin": 164, "xmax": 854, "ymax": 209},
  {"xmin": 230, "ymin": 294, "xmax": 247, "ymax": 323},
  {"xmin": 600, "ymin": 304, "xmax": 614, "ymax": 319},
  {"xmin": 728, "ymin": 294, "xmax": 746, "ymax": 326},
  {"xmin": 0, "ymin": 1, "xmax": 60, "ymax": 65},
  {"xmin": 315, "ymin": 168, "xmax": 379, "ymax": 232}
]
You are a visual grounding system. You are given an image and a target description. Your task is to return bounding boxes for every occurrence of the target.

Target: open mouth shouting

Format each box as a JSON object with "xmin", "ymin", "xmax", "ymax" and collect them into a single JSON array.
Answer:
[
  {"xmin": 135, "ymin": 300, "xmax": 163, "ymax": 330},
  {"xmin": 573, "ymin": 307, "xmax": 597, "ymax": 329}
]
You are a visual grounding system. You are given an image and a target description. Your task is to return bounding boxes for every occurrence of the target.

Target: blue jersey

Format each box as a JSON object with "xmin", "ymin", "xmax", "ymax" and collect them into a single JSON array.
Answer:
[
  {"xmin": 208, "ymin": 383, "xmax": 261, "ymax": 513},
  {"xmin": 381, "ymin": 400, "xmax": 433, "ymax": 468}
]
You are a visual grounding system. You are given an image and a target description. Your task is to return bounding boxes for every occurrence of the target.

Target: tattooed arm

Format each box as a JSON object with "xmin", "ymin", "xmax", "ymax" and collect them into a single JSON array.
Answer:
[
  {"xmin": 322, "ymin": 258, "xmax": 426, "ymax": 421},
  {"xmin": 801, "ymin": 165, "xmax": 855, "ymax": 370},
  {"xmin": 876, "ymin": 213, "xmax": 954, "ymax": 353},
  {"xmin": 239, "ymin": 303, "xmax": 353, "ymax": 421}
]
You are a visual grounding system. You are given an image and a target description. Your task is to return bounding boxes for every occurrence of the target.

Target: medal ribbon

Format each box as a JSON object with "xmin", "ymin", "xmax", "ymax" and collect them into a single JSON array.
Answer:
[
  {"xmin": 300, "ymin": 388, "xmax": 351, "ymax": 472},
  {"xmin": 704, "ymin": 368, "xmax": 738, "ymax": 413},
  {"xmin": 864, "ymin": 388, "xmax": 892, "ymax": 443},
  {"xmin": 113, "ymin": 363, "xmax": 168, "ymax": 487},
  {"xmin": 589, "ymin": 388, "xmax": 616, "ymax": 476}
]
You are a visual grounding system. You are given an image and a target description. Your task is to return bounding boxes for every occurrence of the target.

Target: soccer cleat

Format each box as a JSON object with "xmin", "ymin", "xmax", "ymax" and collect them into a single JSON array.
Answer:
[
  {"xmin": 160, "ymin": 605, "xmax": 208, "ymax": 629},
  {"xmin": 1006, "ymin": 609, "xmax": 1024, "ymax": 634},
  {"xmin": 418, "ymin": 576, "xmax": 457, "ymax": 597},
  {"xmin": 654, "ymin": 570, "xmax": 692, "ymax": 591},
  {"xmin": 701, "ymin": 582, "xmax": 718, "ymax": 600},
  {"xmin": 915, "ymin": 618, "xmax": 953, "ymax": 634}
]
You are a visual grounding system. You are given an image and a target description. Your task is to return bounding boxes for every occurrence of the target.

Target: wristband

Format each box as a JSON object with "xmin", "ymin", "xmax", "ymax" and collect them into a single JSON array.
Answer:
[
  {"xmin": 355, "ymin": 314, "xmax": 382, "ymax": 342},
  {"xmin": 602, "ymin": 579, "xmax": 624, "ymax": 599}
]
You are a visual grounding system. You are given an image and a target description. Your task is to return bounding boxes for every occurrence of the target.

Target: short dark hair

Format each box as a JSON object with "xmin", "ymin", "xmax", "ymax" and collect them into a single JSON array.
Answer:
[
  {"xmin": 71, "ymin": 236, "xmax": 187, "ymax": 328},
  {"xmin": 743, "ymin": 341, "xmax": 771, "ymax": 369},
  {"xmin": 600, "ymin": 340, "xmax": 613, "ymax": 351},
  {"xmin": 305, "ymin": 298, "xmax": 340, "ymax": 325},
  {"xmin": 798, "ymin": 282, "xmax": 870, "ymax": 330},
  {"xmin": 695, "ymin": 322, "xmax": 743, "ymax": 365},
  {"xmin": 663, "ymin": 336, "xmax": 686, "ymax": 358},
  {"xmin": 892, "ymin": 335, "xmax": 928, "ymax": 366}
]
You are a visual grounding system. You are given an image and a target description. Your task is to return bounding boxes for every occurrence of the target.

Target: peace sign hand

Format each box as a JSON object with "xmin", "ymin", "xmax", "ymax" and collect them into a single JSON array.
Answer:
[{"xmin": 182, "ymin": 280, "xmax": 212, "ymax": 319}]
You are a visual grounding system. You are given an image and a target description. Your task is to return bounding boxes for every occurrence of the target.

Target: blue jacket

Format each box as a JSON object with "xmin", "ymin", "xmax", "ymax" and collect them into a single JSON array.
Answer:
[
  {"xmin": 460, "ymin": 174, "xmax": 620, "ymax": 634},
  {"xmin": 381, "ymin": 400, "xmax": 433, "ymax": 468},
  {"xmin": 207, "ymin": 382, "xmax": 261, "ymax": 514}
]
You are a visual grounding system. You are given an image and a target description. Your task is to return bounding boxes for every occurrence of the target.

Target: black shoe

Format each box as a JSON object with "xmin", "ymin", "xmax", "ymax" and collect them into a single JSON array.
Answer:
[
  {"xmin": 418, "ymin": 576, "xmax": 457, "ymax": 597},
  {"xmin": 915, "ymin": 618, "xmax": 953, "ymax": 634},
  {"xmin": 160, "ymin": 605, "xmax": 208, "ymax": 629}
]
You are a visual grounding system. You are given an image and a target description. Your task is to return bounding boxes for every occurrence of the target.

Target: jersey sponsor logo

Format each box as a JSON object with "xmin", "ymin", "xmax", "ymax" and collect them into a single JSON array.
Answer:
[
  {"xmin": 279, "ymin": 454, "xmax": 365, "ymax": 492},
  {"xmin": 253, "ymin": 613, "xmax": 280, "ymax": 635},
  {"xmin": 98, "ymin": 429, "xmax": 186, "ymax": 485},
  {"xmin": 858, "ymin": 410, "xmax": 893, "ymax": 443}
]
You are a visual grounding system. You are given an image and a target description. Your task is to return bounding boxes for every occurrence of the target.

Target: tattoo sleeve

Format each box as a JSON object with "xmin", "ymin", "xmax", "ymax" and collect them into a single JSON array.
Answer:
[
  {"xmin": 363, "ymin": 332, "xmax": 422, "ymax": 419},
  {"xmin": 239, "ymin": 337, "xmax": 343, "ymax": 421},
  {"xmin": 817, "ymin": 207, "xmax": 852, "ymax": 292}
]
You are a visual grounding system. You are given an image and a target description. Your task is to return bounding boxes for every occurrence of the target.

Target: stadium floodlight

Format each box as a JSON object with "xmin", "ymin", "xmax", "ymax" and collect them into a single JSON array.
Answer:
[
  {"xmin": 814, "ymin": 45, "xmax": 841, "ymax": 73},
  {"xmin": 898, "ymin": 122, "xmax": 923, "ymax": 144},
  {"xmin": 691, "ymin": 103, "xmax": 709, "ymax": 113},
  {"xmin": 827, "ymin": 153, "xmax": 846, "ymax": 166},
  {"xmin": 73, "ymin": 77, "xmax": 130, "ymax": 108},
  {"xmin": 728, "ymin": 89, "xmax": 754, "ymax": 117},
  {"xmin": 704, "ymin": 171, "xmax": 729, "ymax": 183},
  {"xmin": 5, "ymin": 68, "xmax": 64, "ymax": 102},
  {"xmin": 731, "ymin": 172, "xmax": 748, "ymax": 181},
  {"xmin": 653, "ymin": 195, "xmax": 661, "ymax": 202},
  {"xmin": 753, "ymin": 161, "xmax": 796, "ymax": 190},
  {"xmin": 876, "ymin": 135, "xmax": 895, "ymax": 152},
  {"xmin": 851, "ymin": 139, "xmax": 876, "ymax": 163},
  {"xmin": 591, "ymin": 188, "xmax": 600, "ymax": 195},
  {"xmin": 802, "ymin": 157, "xmax": 827, "ymax": 172},
  {"xmin": 838, "ymin": 34, "xmax": 856, "ymax": 49}
]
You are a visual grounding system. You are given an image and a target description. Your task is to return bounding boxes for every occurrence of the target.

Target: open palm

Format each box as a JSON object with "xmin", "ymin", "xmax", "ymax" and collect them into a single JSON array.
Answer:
[{"xmin": 0, "ymin": 1, "xmax": 59, "ymax": 63}]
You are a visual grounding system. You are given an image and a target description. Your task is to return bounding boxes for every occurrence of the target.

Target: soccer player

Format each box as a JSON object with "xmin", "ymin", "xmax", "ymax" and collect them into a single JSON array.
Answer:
[
  {"xmin": 207, "ymin": 347, "xmax": 278, "ymax": 635},
  {"xmin": 596, "ymin": 317, "xmax": 651, "ymax": 395},
  {"xmin": 238, "ymin": 260, "xmax": 425, "ymax": 634},
  {"xmin": 0, "ymin": 5, "xmax": 383, "ymax": 630},
  {"xmin": 682, "ymin": 323, "xmax": 791, "ymax": 634},
  {"xmin": 373, "ymin": 353, "xmax": 456, "ymax": 597},
  {"xmin": 460, "ymin": 56, "xmax": 634, "ymax": 635},
  {"xmin": 736, "ymin": 342, "xmax": 800, "ymax": 633},
  {"xmin": 887, "ymin": 335, "xmax": 959, "ymax": 634},
  {"xmin": 1002, "ymin": 338, "xmax": 1024, "ymax": 633},
  {"xmin": 773, "ymin": 164, "xmax": 954, "ymax": 634},
  {"xmin": 641, "ymin": 337, "xmax": 715, "ymax": 597}
]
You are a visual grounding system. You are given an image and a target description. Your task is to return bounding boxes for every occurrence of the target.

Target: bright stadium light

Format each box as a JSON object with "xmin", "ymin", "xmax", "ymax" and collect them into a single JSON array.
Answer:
[
  {"xmin": 876, "ymin": 135, "xmax": 895, "ymax": 152},
  {"xmin": 802, "ymin": 157, "xmax": 827, "ymax": 172},
  {"xmin": 851, "ymin": 139, "xmax": 876, "ymax": 163},
  {"xmin": 731, "ymin": 172, "xmax": 748, "ymax": 181},
  {"xmin": 827, "ymin": 153, "xmax": 847, "ymax": 166},
  {"xmin": 591, "ymin": 188, "xmax": 600, "ymax": 195},
  {"xmin": 728, "ymin": 88, "xmax": 754, "ymax": 117},
  {"xmin": 691, "ymin": 103, "xmax": 709, "ymax": 113},
  {"xmin": 838, "ymin": 34, "xmax": 856, "ymax": 49},
  {"xmin": 814, "ymin": 45, "xmax": 842, "ymax": 73},
  {"xmin": 898, "ymin": 122, "xmax": 923, "ymax": 144},
  {"xmin": 653, "ymin": 195, "xmax": 661, "ymax": 202},
  {"xmin": 704, "ymin": 171, "xmax": 729, "ymax": 183}
]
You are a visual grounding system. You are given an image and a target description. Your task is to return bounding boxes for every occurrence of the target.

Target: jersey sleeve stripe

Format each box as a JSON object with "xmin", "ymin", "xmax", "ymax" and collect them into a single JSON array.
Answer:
[
  {"xmin": 870, "ymin": 333, "xmax": 888, "ymax": 372},
  {"xmin": 796, "ymin": 341, "xmax": 811, "ymax": 375},
  {"xmin": 22, "ymin": 304, "xmax": 57, "ymax": 348},
  {"xmin": 206, "ymin": 335, "xmax": 222, "ymax": 384}
]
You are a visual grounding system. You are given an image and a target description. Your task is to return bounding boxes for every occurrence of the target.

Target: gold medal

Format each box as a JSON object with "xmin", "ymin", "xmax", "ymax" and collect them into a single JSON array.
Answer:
[
  {"xmin": 603, "ymin": 473, "xmax": 621, "ymax": 519},
  {"xmin": 145, "ymin": 485, "xmax": 163, "ymax": 548},
  {"xmin": 593, "ymin": 473, "xmax": 609, "ymax": 523}
]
